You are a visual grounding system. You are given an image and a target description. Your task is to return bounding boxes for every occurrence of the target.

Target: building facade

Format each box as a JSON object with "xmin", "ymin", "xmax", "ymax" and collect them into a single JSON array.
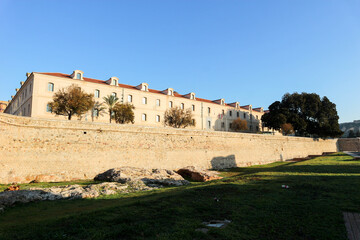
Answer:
[{"xmin": 4, "ymin": 70, "xmax": 266, "ymax": 132}]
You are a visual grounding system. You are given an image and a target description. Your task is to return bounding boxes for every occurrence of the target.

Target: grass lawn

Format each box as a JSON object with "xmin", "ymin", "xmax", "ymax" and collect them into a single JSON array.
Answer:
[{"xmin": 0, "ymin": 153, "xmax": 359, "ymax": 240}]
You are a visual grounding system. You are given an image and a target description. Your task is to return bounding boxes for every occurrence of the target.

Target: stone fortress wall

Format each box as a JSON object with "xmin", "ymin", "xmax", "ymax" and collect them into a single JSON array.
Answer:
[
  {"xmin": 337, "ymin": 138, "xmax": 360, "ymax": 152},
  {"xmin": 0, "ymin": 113, "xmax": 337, "ymax": 184}
]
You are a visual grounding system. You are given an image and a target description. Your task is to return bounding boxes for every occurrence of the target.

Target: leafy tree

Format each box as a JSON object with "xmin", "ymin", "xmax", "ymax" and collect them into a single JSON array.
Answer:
[
  {"xmin": 164, "ymin": 107, "xmax": 195, "ymax": 128},
  {"xmin": 113, "ymin": 103, "xmax": 135, "ymax": 124},
  {"xmin": 91, "ymin": 101, "xmax": 106, "ymax": 122},
  {"xmin": 261, "ymin": 92, "xmax": 342, "ymax": 138},
  {"xmin": 48, "ymin": 84, "xmax": 94, "ymax": 120},
  {"xmin": 231, "ymin": 118, "xmax": 248, "ymax": 131},
  {"xmin": 281, "ymin": 123, "xmax": 294, "ymax": 136},
  {"xmin": 103, "ymin": 95, "xmax": 119, "ymax": 123},
  {"xmin": 348, "ymin": 130, "xmax": 355, "ymax": 138}
]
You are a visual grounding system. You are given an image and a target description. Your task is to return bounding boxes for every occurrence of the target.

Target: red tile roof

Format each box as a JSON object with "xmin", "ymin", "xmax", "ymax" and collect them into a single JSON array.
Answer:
[{"xmin": 37, "ymin": 72, "xmax": 259, "ymax": 109}]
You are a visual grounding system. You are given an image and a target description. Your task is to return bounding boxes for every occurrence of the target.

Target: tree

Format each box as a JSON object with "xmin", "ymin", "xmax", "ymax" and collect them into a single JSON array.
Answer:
[
  {"xmin": 281, "ymin": 123, "xmax": 294, "ymax": 136},
  {"xmin": 164, "ymin": 107, "xmax": 195, "ymax": 128},
  {"xmin": 91, "ymin": 101, "xmax": 106, "ymax": 122},
  {"xmin": 261, "ymin": 92, "xmax": 342, "ymax": 138},
  {"xmin": 231, "ymin": 118, "xmax": 248, "ymax": 131},
  {"xmin": 348, "ymin": 130, "xmax": 355, "ymax": 138},
  {"xmin": 103, "ymin": 95, "xmax": 119, "ymax": 123},
  {"xmin": 113, "ymin": 103, "xmax": 135, "ymax": 124},
  {"xmin": 48, "ymin": 84, "xmax": 94, "ymax": 120}
]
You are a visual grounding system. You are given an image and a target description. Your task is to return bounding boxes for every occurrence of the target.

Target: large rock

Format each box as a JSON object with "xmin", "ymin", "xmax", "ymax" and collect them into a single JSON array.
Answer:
[
  {"xmin": 94, "ymin": 167, "xmax": 189, "ymax": 187},
  {"xmin": 176, "ymin": 166, "xmax": 223, "ymax": 182},
  {"xmin": 0, "ymin": 182, "xmax": 128, "ymax": 213}
]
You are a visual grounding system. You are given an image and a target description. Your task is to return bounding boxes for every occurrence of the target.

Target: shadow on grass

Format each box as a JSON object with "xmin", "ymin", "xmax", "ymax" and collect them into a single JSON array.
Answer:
[
  {"xmin": 0, "ymin": 154, "xmax": 358, "ymax": 240},
  {"xmin": 0, "ymin": 175, "xmax": 359, "ymax": 239}
]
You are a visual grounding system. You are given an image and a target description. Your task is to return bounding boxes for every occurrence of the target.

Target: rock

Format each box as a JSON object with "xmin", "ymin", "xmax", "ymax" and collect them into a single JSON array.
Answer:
[
  {"xmin": 176, "ymin": 166, "xmax": 223, "ymax": 182},
  {"xmin": 94, "ymin": 167, "xmax": 190, "ymax": 187}
]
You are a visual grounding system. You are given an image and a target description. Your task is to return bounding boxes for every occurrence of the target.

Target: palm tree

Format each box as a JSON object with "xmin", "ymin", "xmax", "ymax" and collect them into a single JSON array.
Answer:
[
  {"xmin": 103, "ymin": 95, "xmax": 119, "ymax": 123},
  {"xmin": 91, "ymin": 101, "xmax": 106, "ymax": 122}
]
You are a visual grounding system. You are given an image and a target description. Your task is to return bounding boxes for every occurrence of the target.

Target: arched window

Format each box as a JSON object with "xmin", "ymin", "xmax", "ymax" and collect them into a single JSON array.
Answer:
[
  {"xmin": 112, "ymin": 92, "xmax": 117, "ymax": 97},
  {"xmin": 192, "ymin": 105, "xmax": 195, "ymax": 111},
  {"xmin": 169, "ymin": 101, "xmax": 173, "ymax": 108},
  {"xmin": 128, "ymin": 95, "xmax": 133, "ymax": 102},
  {"xmin": 48, "ymin": 82, "xmax": 54, "ymax": 92},
  {"xmin": 46, "ymin": 104, "xmax": 52, "ymax": 113},
  {"xmin": 94, "ymin": 90, "xmax": 100, "ymax": 98},
  {"xmin": 142, "ymin": 97, "xmax": 147, "ymax": 104},
  {"xmin": 142, "ymin": 114, "xmax": 147, "ymax": 121},
  {"xmin": 156, "ymin": 115, "xmax": 160, "ymax": 122},
  {"xmin": 76, "ymin": 73, "xmax": 81, "ymax": 79},
  {"xmin": 113, "ymin": 80, "xmax": 118, "ymax": 86},
  {"xmin": 169, "ymin": 90, "xmax": 173, "ymax": 95},
  {"xmin": 156, "ymin": 99, "xmax": 160, "ymax": 106},
  {"xmin": 181, "ymin": 103, "xmax": 184, "ymax": 109}
]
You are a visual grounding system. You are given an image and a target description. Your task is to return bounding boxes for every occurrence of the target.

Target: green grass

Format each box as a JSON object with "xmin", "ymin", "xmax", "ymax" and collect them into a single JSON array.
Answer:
[{"xmin": 0, "ymin": 153, "xmax": 359, "ymax": 239}]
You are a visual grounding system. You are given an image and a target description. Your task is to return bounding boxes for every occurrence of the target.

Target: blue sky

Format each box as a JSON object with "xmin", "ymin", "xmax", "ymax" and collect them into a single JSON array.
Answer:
[{"xmin": 0, "ymin": 0, "xmax": 359, "ymax": 123}]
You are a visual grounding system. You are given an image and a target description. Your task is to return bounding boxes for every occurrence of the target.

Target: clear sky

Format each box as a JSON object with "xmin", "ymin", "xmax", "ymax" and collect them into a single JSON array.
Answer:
[{"xmin": 0, "ymin": 0, "xmax": 359, "ymax": 123}]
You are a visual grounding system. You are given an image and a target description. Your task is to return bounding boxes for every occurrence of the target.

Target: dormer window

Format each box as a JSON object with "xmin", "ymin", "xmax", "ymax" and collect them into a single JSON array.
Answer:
[
  {"xmin": 162, "ymin": 88, "xmax": 174, "ymax": 96},
  {"xmin": 71, "ymin": 70, "xmax": 84, "ymax": 80},
  {"xmin": 136, "ymin": 83, "xmax": 149, "ymax": 91},
  {"xmin": 191, "ymin": 94, "xmax": 195, "ymax": 100},
  {"xmin": 106, "ymin": 77, "xmax": 119, "ymax": 86}
]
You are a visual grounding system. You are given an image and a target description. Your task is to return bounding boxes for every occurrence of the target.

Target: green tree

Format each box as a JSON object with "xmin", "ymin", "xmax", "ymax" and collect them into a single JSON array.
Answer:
[
  {"xmin": 91, "ymin": 101, "xmax": 106, "ymax": 122},
  {"xmin": 48, "ymin": 84, "xmax": 94, "ymax": 120},
  {"xmin": 103, "ymin": 95, "xmax": 119, "ymax": 123},
  {"xmin": 348, "ymin": 130, "xmax": 355, "ymax": 138},
  {"xmin": 261, "ymin": 92, "xmax": 342, "ymax": 138},
  {"xmin": 164, "ymin": 107, "xmax": 195, "ymax": 128},
  {"xmin": 231, "ymin": 118, "xmax": 248, "ymax": 131},
  {"xmin": 113, "ymin": 103, "xmax": 135, "ymax": 124}
]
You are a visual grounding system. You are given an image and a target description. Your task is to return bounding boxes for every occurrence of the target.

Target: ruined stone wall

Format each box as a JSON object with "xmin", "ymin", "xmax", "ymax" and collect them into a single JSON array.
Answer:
[
  {"xmin": 337, "ymin": 138, "xmax": 360, "ymax": 152},
  {"xmin": 0, "ymin": 113, "xmax": 338, "ymax": 184}
]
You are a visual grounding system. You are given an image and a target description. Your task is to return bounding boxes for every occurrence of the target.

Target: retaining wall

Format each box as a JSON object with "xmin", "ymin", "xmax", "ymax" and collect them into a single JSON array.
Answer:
[{"xmin": 0, "ymin": 113, "xmax": 338, "ymax": 184}]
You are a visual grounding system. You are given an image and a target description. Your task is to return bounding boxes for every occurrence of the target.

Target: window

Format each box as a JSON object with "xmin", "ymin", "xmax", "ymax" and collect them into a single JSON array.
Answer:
[
  {"xmin": 76, "ymin": 73, "xmax": 81, "ymax": 79},
  {"xmin": 93, "ymin": 109, "xmax": 99, "ymax": 117},
  {"xmin": 229, "ymin": 111, "xmax": 232, "ymax": 117},
  {"xmin": 169, "ymin": 90, "xmax": 173, "ymax": 95},
  {"xmin": 156, "ymin": 115, "xmax": 160, "ymax": 122},
  {"xmin": 46, "ymin": 104, "xmax": 52, "ymax": 113},
  {"xmin": 222, "ymin": 110, "xmax": 225, "ymax": 115},
  {"xmin": 142, "ymin": 114, "xmax": 147, "ymax": 121},
  {"xmin": 142, "ymin": 97, "xmax": 147, "ymax": 104},
  {"xmin": 169, "ymin": 101, "xmax": 173, "ymax": 108},
  {"xmin": 191, "ymin": 94, "xmax": 195, "ymax": 100},
  {"xmin": 114, "ymin": 80, "xmax": 118, "ymax": 86},
  {"xmin": 208, "ymin": 120, "xmax": 211, "ymax": 129},
  {"xmin": 128, "ymin": 95, "xmax": 133, "ymax": 102},
  {"xmin": 112, "ymin": 92, "xmax": 117, "ymax": 97},
  {"xmin": 237, "ymin": 112, "xmax": 239, "ymax": 118},
  {"xmin": 144, "ymin": 85, "xmax": 148, "ymax": 91},
  {"xmin": 243, "ymin": 113, "xmax": 246, "ymax": 118},
  {"xmin": 192, "ymin": 105, "xmax": 195, "ymax": 111},
  {"xmin": 208, "ymin": 107, "xmax": 211, "ymax": 114},
  {"xmin": 192, "ymin": 119, "xmax": 195, "ymax": 126},
  {"xmin": 95, "ymin": 90, "xmax": 100, "ymax": 98},
  {"xmin": 221, "ymin": 122, "xmax": 225, "ymax": 128},
  {"xmin": 229, "ymin": 123, "xmax": 232, "ymax": 129},
  {"xmin": 250, "ymin": 125, "xmax": 253, "ymax": 131},
  {"xmin": 181, "ymin": 103, "xmax": 184, "ymax": 109},
  {"xmin": 250, "ymin": 114, "xmax": 253, "ymax": 120},
  {"xmin": 48, "ymin": 82, "xmax": 54, "ymax": 92},
  {"xmin": 24, "ymin": 89, "xmax": 27, "ymax": 98},
  {"xmin": 29, "ymin": 84, "xmax": 32, "ymax": 92},
  {"xmin": 156, "ymin": 99, "xmax": 160, "ymax": 106}
]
